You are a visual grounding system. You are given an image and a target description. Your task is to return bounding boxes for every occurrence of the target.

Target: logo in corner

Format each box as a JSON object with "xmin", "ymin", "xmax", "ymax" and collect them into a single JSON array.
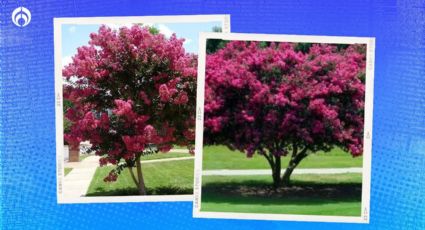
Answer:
[{"xmin": 12, "ymin": 7, "xmax": 31, "ymax": 27}]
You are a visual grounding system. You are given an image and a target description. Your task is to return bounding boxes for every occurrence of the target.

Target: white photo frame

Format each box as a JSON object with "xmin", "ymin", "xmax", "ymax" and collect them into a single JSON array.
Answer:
[
  {"xmin": 193, "ymin": 32, "xmax": 374, "ymax": 223},
  {"xmin": 54, "ymin": 15, "xmax": 231, "ymax": 204}
]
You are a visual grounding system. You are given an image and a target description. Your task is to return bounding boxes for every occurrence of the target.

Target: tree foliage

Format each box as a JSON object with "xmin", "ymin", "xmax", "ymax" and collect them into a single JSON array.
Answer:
[
  {"xmin": 204, "ymin": 40, "xmax": 366, "ymax": 187},
  {"xmin": 63, "ymin": 25, "xmax": 197, "ymax": 194}
]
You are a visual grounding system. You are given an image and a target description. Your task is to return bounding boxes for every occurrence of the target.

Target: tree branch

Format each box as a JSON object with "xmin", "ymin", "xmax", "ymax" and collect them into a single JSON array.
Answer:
[
  {"xmin": 128, "ymin": 166, "xmax": 139, "ymax": 187},
  {"xmin": 293, "ymin": 145, "xmax": 309, "ymax": 165},
  {"xmin": 290, "ymin": 141, "xmax": 298, "ymax": 164},
  {"xmin": 282, "ymin": 144, "xmax": 309, "ymax": 186},
  {"xmin": 262, "ymin": 150, "xmax": 274, "ymax": 168}
]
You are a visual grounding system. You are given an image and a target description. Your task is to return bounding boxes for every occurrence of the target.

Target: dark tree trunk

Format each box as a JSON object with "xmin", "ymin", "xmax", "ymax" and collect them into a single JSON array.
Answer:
[
  {"xmin": 263, "ymin": 152, "xmax": 281, "ymax": 189},
  {"xmin": 263, "ymin": 145, "xmax": 308, "ymax": 188},
  {"xmin": 281, "ymin": 146, "xmax": 308, "ymax": 187},
  {"xmin": 272, "ymin": 155, "xmax": 281, "ymax": 188},
  {"xmin": 282, "ymin": 164, "xmax": 295, "ymax": 186}
]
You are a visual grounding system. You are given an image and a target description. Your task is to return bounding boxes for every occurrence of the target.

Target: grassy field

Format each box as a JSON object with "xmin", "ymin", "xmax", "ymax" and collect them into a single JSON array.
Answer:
[
  {"xmin": 203, "ymin": 145, "xmax": 362, "ymax": 170},
  {"xmin": 201, "ymin": 173, "xmax": 362, "ymax": 216},
  {"xmin": 86, "ymin": 159, "xmax": 194, "ymax": 196},
  {"xmin": 64, "ymin": 168, "xmax": 73, "ymax": 176}
]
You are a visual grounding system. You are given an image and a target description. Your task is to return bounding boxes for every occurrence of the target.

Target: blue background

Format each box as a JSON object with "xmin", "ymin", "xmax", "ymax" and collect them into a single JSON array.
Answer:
[{"xmin": 1, "ymin": 0, "xmax": 424, "ymax": 229}]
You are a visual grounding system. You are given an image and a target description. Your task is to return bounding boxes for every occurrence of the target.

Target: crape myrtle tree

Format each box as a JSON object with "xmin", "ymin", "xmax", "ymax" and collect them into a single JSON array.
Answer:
[
  {"xmin": 63, "ymin": 25, "xmax": 197, "ymax": 195},
  {"xmin": 204, "ymin": 41, "xmax": 366, "ymax": 187}
]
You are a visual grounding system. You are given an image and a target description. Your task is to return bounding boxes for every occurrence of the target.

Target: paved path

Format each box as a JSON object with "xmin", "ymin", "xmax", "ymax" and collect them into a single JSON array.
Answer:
[
  {"xmin": 202, "ymin": 167, "xmax": 363, "ymax": 176},
  {"xmin": 65, "ymin": 156, "xmax": 99, "ymax": 169},
  {"xmin": 168, "ymin": 149, "xmax": 190, "ymax": 153},
  {"xmin": 141, "ymin": 156, "xmax": 194, "ymax": 164},
  {"xmin": 62, "ymin": 156, "xmax": 100, "ymax": 199}
]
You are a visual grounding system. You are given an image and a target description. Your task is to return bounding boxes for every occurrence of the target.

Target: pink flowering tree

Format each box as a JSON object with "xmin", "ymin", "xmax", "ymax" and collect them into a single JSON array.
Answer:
[
  {"xmin": 204, "ymin": 41, "xmax": 366, "ymax": 187},
  {"xmin": 63, "ymin": 25, "xmax": 196, "ymax": 195}
]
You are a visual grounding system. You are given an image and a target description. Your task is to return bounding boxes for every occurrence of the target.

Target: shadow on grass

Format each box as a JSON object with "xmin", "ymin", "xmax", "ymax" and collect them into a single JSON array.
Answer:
[
  {"xmin": 202, "ymin": 180, "xmax": 362, "ymax": 204},
  {"xmin": 86, "ymin": 186, "xmax": 193, "ymax": 196}
]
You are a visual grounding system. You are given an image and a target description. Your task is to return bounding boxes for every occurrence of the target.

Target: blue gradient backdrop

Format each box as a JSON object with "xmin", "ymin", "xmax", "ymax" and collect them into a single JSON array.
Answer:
[{"xmin": 1, "ymin": 0, "xmax": 424, "ymax": 229}]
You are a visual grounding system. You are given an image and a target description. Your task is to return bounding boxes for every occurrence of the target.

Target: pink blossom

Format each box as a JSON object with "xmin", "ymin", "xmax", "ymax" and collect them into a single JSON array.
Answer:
[
  {"xmin": 113, "ymin": 99, "xmax": 133, "ymax": 117},
  {"xmin": 159, "ymin": 84, "xmax": 171, "ymax": 102},
  {"xmin": 122, "ymin": 135, "xmax": 146, "ymax": 152},
  {"xmin": 174, "ymin": 91, "xmax": 189, "ymax": 105},
  {"xmin": 139, "ymin": 91, "xmax": 151, "ymax": 105}
]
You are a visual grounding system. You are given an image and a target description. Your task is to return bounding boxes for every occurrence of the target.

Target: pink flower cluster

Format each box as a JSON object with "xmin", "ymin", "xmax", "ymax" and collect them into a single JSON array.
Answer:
[
  {"xmin": 63, "ymin": 25, "xmax": 197, "ymax": 181},
  {"xmin": 204, "ymin": 41, "xmax": 366, "ymax": 157}
]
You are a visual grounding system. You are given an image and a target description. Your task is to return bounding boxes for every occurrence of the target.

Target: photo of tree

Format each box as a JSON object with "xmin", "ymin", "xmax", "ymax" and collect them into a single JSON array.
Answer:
[
  {"xmin": 58, "ymin": 19, "xmax": 225, "ymax": 199},
  {"xmin": 200, "ymin": 38, "xmax": 368, "ymax": 217}
]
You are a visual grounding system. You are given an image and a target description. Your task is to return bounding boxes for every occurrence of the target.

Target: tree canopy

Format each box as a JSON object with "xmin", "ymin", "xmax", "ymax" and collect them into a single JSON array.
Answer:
[
  {"xmin": 63, "ymin": 25, "xmax": 197, "ymax": 194},
  {"xmin": 204, "ymin": 40, "xmax": 366, "ymax": 186}
]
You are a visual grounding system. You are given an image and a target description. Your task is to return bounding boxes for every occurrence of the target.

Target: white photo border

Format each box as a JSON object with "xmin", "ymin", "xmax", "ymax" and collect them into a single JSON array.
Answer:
[
  {"xmin": 193, "ymin": 32, "xmax": 375, "ymax": 223},
  {"xmin": 55, "ymin": 15, "xmax": 231, "ymax": 204}
]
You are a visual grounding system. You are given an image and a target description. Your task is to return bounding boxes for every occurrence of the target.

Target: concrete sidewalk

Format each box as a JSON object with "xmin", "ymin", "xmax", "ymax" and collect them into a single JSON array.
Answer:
[
  {"xmin": 62, "ymin": 156, "xmax": 100, "ymax": 198},
  {"xmin": 168, "ymin": 149, "xmax": 190, "ymax": 153},
  {"xmin": 202, "ymin": 167, "xmax": 363, "ymax": 176},
  {"xmin": 141, "ymin": 156, "xmax": 194, "ymax": 164}
]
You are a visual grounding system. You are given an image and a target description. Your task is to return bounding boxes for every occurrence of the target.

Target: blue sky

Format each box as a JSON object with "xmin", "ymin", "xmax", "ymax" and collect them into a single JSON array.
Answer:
[{"xmin": 61, "ymin": 21, "xmax": 221, "ymax": 66}]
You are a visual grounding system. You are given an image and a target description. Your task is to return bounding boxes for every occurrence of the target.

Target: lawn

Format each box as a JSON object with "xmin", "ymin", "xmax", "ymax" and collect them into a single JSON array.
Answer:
[
  {"xmin": 203, "ymin": 145, "xmax": 363, "ymax": 170},
  {"xmin": 201, "ymin": 173, "xmax": 362, "ymax": 216},
  {"xmin": 86, "ymin": 159, "xmax": 194, "ymax": 196},
  {"xmin": 64, "ymin": 168, "xmax": 73, "ymax": 176}
]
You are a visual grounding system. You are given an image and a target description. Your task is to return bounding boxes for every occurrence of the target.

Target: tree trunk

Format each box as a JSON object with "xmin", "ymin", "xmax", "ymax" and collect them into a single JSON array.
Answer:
[
  {"xmin": 272, "ymin": 155, "xmax": 281, "ymax": 188},
  {"xmin": 263, "ymin": 146, "xmax": 308, "ymax": 188},
  {"xmin": 281, "ymin": 147, "xmax": 308, "ymax": 187},
  {"xmin": 128, "ymin": 167, "xmax": 139, "ymax": 188},
  {"xmin": 135, "ymin": 158, "xmax": 147, "ymax": 195},
  {"xmin": 263, "ymin": 152, "xmax": 282, "ymax": 189},
  {"xmin": 282, "ymin": 165, "xmax": 295, "ymax": 186}
]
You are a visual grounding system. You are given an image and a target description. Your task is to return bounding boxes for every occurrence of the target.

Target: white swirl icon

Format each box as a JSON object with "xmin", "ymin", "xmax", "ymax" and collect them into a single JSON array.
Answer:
[{"xmin": 12, "ymin": 7, "xmax": 31, "ymax": 27}]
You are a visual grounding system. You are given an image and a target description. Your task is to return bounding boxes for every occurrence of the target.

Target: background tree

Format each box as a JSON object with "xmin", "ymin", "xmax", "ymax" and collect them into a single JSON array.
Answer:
[
  {"xmin": 204, "ymin": 40, "xmax": 366, "ymax": 187},
  {"xmin": 206, "ymin": 26, "xmax": 228, "ymax": 54},
  {"xmin": 63, "ymin": 99, "xmax": 73, "ymax": 139},
  {"xmin": 63, "ymin": 25, "xmax": 197, "ymax": 195}
]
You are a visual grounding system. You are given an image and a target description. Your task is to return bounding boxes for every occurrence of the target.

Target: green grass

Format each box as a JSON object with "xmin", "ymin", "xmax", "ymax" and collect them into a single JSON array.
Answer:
[
  {"xmin": 201, "ymin": 173, "xmax": 362, "ymax": 216},
  {"xmin": 203, "ymin": 145, "xmax": 362, "ymax": 170},
  {"xmin": 86, "ymin": 159, "xmax": 194, "ymax": 196},
  {"xmin": 64, "ymin": 168, "xmax": 73, "ymax": 176}
]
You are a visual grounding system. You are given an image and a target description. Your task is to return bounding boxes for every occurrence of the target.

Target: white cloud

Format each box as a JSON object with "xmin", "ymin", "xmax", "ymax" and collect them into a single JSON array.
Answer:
[
  {"xmin": 143, "ymin": 22, "xmax": 154, "ymax": 27},
  {"xmin": 104, "ymin": 23, "xmax": 135, "ymax": 30},
  {"xmin": 184, "ymin": 38, "xmax": 192, "ymax": 45},
  {"xmin": 62, "ymin": 56, "xmax": 79, "ymax": 84},
  {"xmin": 68, "ymin": 26, "xmax": 76, "ymax": 33},
  {"xmin": 157, "ymin": 24, "xmax": 174, "ymax": 38},
  {"xmin": 62, "ymin": 56, "xmax": 73, "ymax": 67}
]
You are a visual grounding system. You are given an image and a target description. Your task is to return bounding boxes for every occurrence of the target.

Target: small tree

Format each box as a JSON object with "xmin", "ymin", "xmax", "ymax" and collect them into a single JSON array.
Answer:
[
  {"xmin": 63, "ymin": 25, "xmax": 196, "ymax": 195},
  {"xmin": 204, "ymin": 41, "xmax": 366, "ymax": 187}
]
